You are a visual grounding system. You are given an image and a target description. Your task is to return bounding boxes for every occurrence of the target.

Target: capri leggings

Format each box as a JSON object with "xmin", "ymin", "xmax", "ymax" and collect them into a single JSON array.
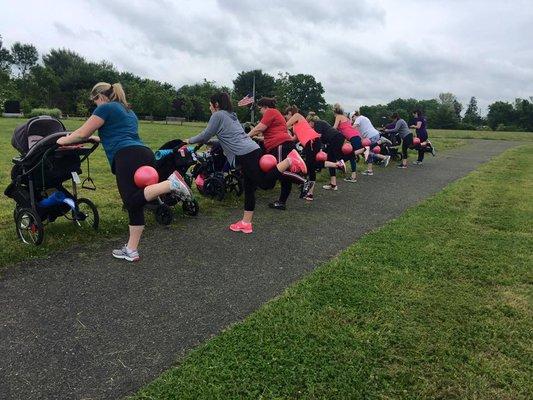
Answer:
[
  {"xmin": 401, "ymin": 133, "xmax": 414, "ymax": 160},
  {"xmin": 349, "ymin": 135, "xmax": 363, "ymax": 171},
  {"xmin": 236, "ymin": 148, "xmax": 283, "ymax": 211},
  {"xmin": 113, "ymin": 145, "xmax": 155, "ymax": 226},
  {"xmin": 302, "ymin": 138, "xmax": 321, "ymax": 181},
  {"xmin": 326, "ymin": 135, "xmax": 345, "ymax": 177},
  {"xmin": 268, "ymin": 141, "xmax": 306, "ymax": 204}
]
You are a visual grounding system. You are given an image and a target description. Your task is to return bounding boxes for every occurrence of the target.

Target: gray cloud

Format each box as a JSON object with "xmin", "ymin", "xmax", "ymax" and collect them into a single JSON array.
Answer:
[{"xmin": 1, "ymin": 0, "xmax": 532, "ymax": 113}]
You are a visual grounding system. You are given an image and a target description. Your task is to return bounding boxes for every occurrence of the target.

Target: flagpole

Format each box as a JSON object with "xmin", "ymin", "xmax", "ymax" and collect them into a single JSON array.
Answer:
[{"xmin": 251, "ymin": 74, "xmax": 256, "ymax": 124}]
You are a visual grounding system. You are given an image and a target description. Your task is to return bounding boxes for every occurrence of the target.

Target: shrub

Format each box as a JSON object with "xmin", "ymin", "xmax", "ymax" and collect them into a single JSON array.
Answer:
[{"xmin": 28, "ymin": 108, "xmax": 62, "ymax": 118}]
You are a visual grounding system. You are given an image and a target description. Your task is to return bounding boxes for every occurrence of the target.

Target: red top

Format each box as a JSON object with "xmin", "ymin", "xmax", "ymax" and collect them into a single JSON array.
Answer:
[
  {"xmin": 293, "ymin": 119, "xmax": 319, "ymax": 146},
  {"xmin": 337, "ymin": 120, "xmax": 360, "ymax": 140},
  {"xmin": 261, "ymin": 108, "xmax": 292, "ymax": 151}
]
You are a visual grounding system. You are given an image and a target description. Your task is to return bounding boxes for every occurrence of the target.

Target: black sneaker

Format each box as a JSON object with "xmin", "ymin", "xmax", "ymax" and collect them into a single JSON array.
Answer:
[
  {"xmin": 299, "ymin": 180, "xmax": 314, "ymax": 198},
  {"xmin": 268, "ymin": 201, "xmax": 286, "ymax": 210}
]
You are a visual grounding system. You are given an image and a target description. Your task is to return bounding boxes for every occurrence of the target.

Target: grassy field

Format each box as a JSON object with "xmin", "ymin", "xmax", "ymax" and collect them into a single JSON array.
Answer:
[
  {"xmin": 131, "ymin": 144, "xmax": 533, "ymax": 400},
  {"xmin": 0, "ymin": 116, "xmax": 530, "ymax": 271}
]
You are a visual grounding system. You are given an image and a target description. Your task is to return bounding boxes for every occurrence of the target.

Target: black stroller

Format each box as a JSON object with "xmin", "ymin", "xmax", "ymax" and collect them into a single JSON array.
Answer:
[
  {"xmin": 189, "ymin": 140, "xmax": 243, "ymax": 201},
  {"xmin": 151, "ymin": 139, "xmax": 200, "ymax": 225},
  {"xmin": 4, "ymin": 116, "xmax": 99, "ymax": 245}
]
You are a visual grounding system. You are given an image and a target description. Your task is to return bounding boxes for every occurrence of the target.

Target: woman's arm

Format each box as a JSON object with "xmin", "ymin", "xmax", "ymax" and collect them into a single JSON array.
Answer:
[
  {"xmin": 409, "ymin": 121, "xmax": 422, "ymax": 129},
  {"xmin": 285, "ymin": 113, "xmax": 303, "ymax": 129},
  {"xmin": 333, "ymin": 115, "xmax": 341, "ymax": 129},
  {"xmin": 249, "ymin": 122, "xmax": 267, "ymax": 138},
  {"xmin": 187, "ymin": 112, "xmax": 222, "ymax": 144},
  {"xmin": 57, "ymin": 115, "xmax": 103, "ymax": 145}
]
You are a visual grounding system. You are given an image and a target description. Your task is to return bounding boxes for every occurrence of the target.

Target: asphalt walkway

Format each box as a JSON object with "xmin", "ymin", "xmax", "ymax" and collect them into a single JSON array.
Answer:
[{"xmin": 0, "ymin": 140, "xmax": 519, "ymax": 399}]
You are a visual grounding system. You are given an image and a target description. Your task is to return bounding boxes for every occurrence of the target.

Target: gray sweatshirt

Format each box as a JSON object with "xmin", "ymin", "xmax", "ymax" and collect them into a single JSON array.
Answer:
[
  {"xmin": 188, "ymin": 111, "xmax": 259, "ymax": 166},
  {"xmin": 387, "ymin": 118, "xmax": 411, "ymax": 139}
]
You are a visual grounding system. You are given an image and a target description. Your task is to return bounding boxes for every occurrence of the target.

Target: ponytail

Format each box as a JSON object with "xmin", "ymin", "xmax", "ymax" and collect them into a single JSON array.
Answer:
[
  {"xmin": 90, "ymin": 82, "xmax": 130, "ymax": 109},
  {"xmin": 284, "ymin": 104, "xmax": 299, "ymax": 116}
]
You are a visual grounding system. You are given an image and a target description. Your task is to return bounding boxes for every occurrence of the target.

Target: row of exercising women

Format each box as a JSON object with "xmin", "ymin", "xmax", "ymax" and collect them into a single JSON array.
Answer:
[{"xmin": 59, "ymin": 84, "xmax": 433, "ymax": 261}]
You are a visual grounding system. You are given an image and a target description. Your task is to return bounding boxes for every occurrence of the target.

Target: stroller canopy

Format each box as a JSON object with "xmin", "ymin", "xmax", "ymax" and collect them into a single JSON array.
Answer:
[{"xmin": 12, "ymin": 116, "xmax": 66, "ymax": 154}]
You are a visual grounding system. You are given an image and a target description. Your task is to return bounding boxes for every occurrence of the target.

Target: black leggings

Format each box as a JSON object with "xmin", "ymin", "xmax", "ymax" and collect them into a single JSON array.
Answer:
[
  {"xmin": 268, "ymin": 141, "xmax": 306, "ymax": 204},
  {"xmin": 237, "ymin": 149, "xmax": 283, "ymax": 211},
  {"xmin": 302, "ymin": 139, "xmax": 321, "ymax": 181},
  {"xmin": 326, "ymin": 135, "xmax": 345, "ymax": 177},
  {"xmin": 415, "ymin": 133, "xmax": 433, "ymax": 162},
  {"xmin": 113, "ymin": 146, "xmax": 155, "ymax": 225},
  {"xmin": 401, "ymin": 134, "xmax": 413, "ymax": 160}
]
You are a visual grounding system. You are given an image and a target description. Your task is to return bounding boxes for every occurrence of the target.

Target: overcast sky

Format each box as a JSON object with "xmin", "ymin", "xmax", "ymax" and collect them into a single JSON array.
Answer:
[{"xmin": 1, "ymin": 0, "xmax": 532, "ymax": 114}]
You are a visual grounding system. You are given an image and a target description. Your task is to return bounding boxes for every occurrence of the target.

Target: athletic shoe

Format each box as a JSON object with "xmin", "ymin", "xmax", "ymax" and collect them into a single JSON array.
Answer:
[
  {"xmin": 362, "ymin": 170, "xmax": 374, "ymax": 176},
  {"xmin": 383, "ymin": 155, "xmax": 391, "ymax": 168},
  {"xmin": 304, "ymin": 193, "xmax": 314, "ymax": 201},
  {"xmin": 287, "ymin": 149, "xmax": 307, "ymax": 174},
  {"xmin": 343, "ymin": 177, "xmax": 357, "ymax": 183},
  {"xmin": 336, "ymin": 159, "xmax": 347, "ymax": 173},
  {"xmin": 430, "ymin": 144, "xmax": 436, "ymax": 156},
  {"xmin": 397, "ymin": 164, "xmax": 408, "ymax": 169},
  {"xmin": 268, "ymin": 201, "xmax": 286, "ymax": 210},
  {"xmin": 322, "ymin": 184, "xmax": 338, "ymax": 190},
  {"xmin": 300, "ymin": 180, "xmax": 314, "ymax": 199},
  {"xmin": 112, "ymin": 245, "xmax": 140, "ymax": 262},
  {"xmin": 229, "ymin": 220, "xmax": 253, "ymax": 234},
  {"xmin": 168, "ymin": 171, "xmax": 192, "ymax": 198},
  {"xmin": 412, "ymin": 160, "xmax": 423, "ymax": 165}
]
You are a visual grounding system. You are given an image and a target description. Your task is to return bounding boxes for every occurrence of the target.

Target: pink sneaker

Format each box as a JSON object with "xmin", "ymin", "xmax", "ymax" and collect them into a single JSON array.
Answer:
[
  {"xmin": 229, "ymin": 220, "xmax": 253, "ymax": 234},
  {"xmin": 287, "ymin": 149, "xmax": 307, "ymax": 174}
]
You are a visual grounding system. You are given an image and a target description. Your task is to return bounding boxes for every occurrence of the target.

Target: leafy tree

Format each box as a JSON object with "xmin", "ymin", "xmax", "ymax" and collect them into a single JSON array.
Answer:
[
  {"xmin": 462, "ymin": 96, "xmax": 482, "ymax": 126},
  {"xmin": 176, "ymin": 80, "xmax": 222, "ymax": 121},
  {"xmin": 487, "ymin": 101, "xmax": 516, "ymax": 130},
  {"xmin": 513, "ymin": 98, "xmax": 533, "ymax": 132},
  {"xmin": 10, "ymin": 42, "xmax": 38, "ymax": 78},
  {"xmin": 275, "ymin": 72, "xmax": 326, "ymax": 114},
  {"xmin": 0, "ymin": 35, "xmax": 13, "ymax": 74}
]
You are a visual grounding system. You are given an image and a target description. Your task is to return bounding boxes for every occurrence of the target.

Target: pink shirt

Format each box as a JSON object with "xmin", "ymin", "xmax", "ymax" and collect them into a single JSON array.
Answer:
[
  {"xmin": 337, "ymin": 120, "xmax": 360, "ymax": 140},
  {"xmin": 293, "ymin": 119, "xmax": 319, "ymax": 146}
]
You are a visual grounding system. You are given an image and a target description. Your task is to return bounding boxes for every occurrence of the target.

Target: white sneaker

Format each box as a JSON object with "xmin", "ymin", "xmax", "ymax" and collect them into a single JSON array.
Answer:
[
  {"xmin": 383, "ymin": 156, "xmax": 391, "ymax": 168},
  {"xmin": 168, "ymin": 171, "xmax": 192, "ymax": 199},
  {"xmin": 322, "ymin": 184, "xmax": 338, "ymax": 191},
  {"xmin": 112, "ymin": 245, "xmax": 140, "ymax": 262}
]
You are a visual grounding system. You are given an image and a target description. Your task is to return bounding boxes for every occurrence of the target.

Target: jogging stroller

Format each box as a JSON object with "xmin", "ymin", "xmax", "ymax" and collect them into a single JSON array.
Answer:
[
  {"xmin": 151, "ymin": 139, "xmax": 199, "ymax": 225},
  {"xmin": 4, "ymin": 116, "xmax": 99, "ymax": 245},
  {"xmin": 190, "ymin": 140, "xmax": 243, "ymax": 201}
]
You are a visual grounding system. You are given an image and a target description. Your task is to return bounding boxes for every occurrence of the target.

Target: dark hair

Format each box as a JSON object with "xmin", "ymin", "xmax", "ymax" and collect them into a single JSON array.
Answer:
[
  {"xmin": 390, "ymin": 112, "xmax": 400, "ymax": 120},
  {"xmin": 333, "ymin": 103, "xmax": 344, "ymax": 115},
  {"xmin": 210, "ymin": 92, "xmax": 233, "ymax": 112},
  {"xmin": 412, "ymin": 109, "xmax": 423, "ymax": 117},
  {"xmin": 284, "ymin": 105, "xmax": 299, "ymax": 115},
  {"xmin": 257, "ymin": 97, "xmax": 276, "ymax": 108}
]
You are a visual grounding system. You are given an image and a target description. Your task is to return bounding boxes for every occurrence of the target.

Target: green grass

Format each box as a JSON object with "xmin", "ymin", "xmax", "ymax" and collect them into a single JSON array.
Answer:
[
  {"xmin": 131, "ymin": 144, "xmax": 533, "ymax": 400},
  {"xmin": 430, "ymin": 129, "xmax": 533, "ymax": 141},
  {"xmin": 0, "ymin": 117, "xmax": 508, "ymax": 270}
]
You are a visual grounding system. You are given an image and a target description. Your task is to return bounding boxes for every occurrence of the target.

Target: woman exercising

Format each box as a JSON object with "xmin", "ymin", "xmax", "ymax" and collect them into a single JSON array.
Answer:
[
  {"xmin": 248, "ymin": 97, "xmax": 307, "ymax": 210},
  {"xmin": 384, "ymin": 112, "xmax": 413, "ymax": 169},
  {"xmin": 185, "ymin": 92, "xmax": 307, "ymax": 234},
  {"xmin": 352, "ymin": 110, "xmax": 391, "ymax": 175},
  {"xmin": 410, "ymin": 109, "xmax": 436, "ymax": 165},
  {"xmin": 332, "ymin": 104, "xmax": 364, "ymax": 182},
  {"xmin": 307, "ymin": 113, "xmax": 347, "ymax": 191},
  {"xmin": 284, "ymin": 106, "xmax": 345, "ymax": 201},
  {"xmin": 56, "ymin": 82, "xmax": 191, "ymax": 262}
]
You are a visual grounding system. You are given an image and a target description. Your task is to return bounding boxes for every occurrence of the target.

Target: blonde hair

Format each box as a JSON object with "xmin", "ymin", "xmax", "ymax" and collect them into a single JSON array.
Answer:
[
  {"xmin": 306, "ymin": 111, "xmax": 319, "ymax": 123},
  {"xmin": 333, "ymin": 103, "xmax": 344, "ymax": 115},
  {"xmin": 90, "ymin": 82, "xmax": 129, "ymax": 108}
]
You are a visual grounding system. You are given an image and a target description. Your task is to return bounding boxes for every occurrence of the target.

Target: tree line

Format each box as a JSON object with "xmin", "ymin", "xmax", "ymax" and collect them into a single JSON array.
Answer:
[{"xmin": 1, "ymin": 36, "xmax": 532, "ymax": 131}]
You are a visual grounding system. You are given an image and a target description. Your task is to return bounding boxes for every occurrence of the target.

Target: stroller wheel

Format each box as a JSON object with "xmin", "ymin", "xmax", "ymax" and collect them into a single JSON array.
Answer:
[
  {"xmin": 15, "ymin": 208, "xmax": 44, "ymax": 245},
  {"xmin": 74, "ymin": 198, "xmax": 99, "ymax": 230},
  {"xmin": 225, "ymin": 173, "xmax": 243, "ymax": 196},
  {"xmin": 182, "ymin": 199, "xmax": 199, "ymax": 216},
  {"xmin": 155, "ymin": 204, "xmax": 174, "ymax": 226}
]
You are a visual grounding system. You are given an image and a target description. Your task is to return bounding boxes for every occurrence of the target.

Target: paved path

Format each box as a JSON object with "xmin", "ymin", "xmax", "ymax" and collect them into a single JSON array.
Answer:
[{"xmin": 0, "ymin": 140, "xmax": 519, "ymax": 400}]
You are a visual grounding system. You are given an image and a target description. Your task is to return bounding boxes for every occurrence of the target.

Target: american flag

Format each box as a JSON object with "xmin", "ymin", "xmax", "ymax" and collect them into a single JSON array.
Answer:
[{"xmin": 237, "ymin": 93, "xmax": 254, "ymax": 107}]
